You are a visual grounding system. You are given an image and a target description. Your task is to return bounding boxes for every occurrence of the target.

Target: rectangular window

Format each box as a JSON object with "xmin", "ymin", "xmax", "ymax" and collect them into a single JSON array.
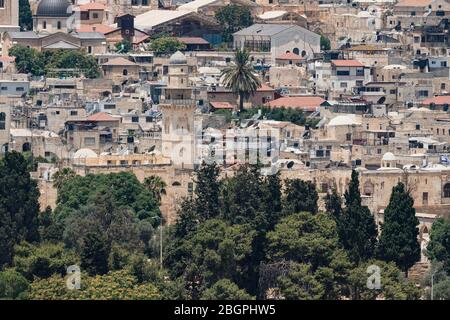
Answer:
[
  {"xmin": 340, "ymin": 82, "xmax": 348, "ymax": 88},
  {"xmin": 0, "ymin": 0, "xmax": 4, "ymax": 8},
  {"xmin": 336, "ymin": 70, "xmax": 350, "ymax": 76},
  {"xmin": 422, "ymin": 192, "xmax": 428, "ymax": 205},
  {"xmin": 131, "ymin": 116, "xmax": 139, "ymax": 123},
  {"xmin": 70, "ymin": 110, "xmax": 78, "ymax": 116},
  {"xmin": 84, "ymin": 137, "xmax": 96, "ymax": 146},
  {"xmin": 16, "ymin": 87, "xmax": 24, "ymax": 91}
]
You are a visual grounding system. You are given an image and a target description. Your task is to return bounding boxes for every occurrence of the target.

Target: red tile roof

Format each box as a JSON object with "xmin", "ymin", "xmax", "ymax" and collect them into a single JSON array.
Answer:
[
  {"xmin": 133, "ymin": 35, "xmax": 150, "ymax": 45},
  {"xmin": 268, "ymin": 96, "xmax": 326, "ymax": 111},
  {"xmin": 422, "ymin": 96, "xmax": 450, "ymax": 105},
  {"xmin": 177, "ymin": 37, "xmax": 210, "ymax": 45},
  {"xmin": 0, "ymin": 56, "xmax": 15, "ymax": 62},
  {"xmin": 210, "ymin": 101, "xmax": 234, "ymax": 109},
  {"xmin": 86, "ymin": 112, "xmax": 119, "ymax": 122},
  {"xmin": 331, "ymin": 60, "xmax": 364, "ymax": 67},
  {"xmin": 76, "ymin": 24, "xmax": 116, "ymax": 34},
  {"xmin": 276, "ymin": 52, "xmax": 304, "ymax": 60}
]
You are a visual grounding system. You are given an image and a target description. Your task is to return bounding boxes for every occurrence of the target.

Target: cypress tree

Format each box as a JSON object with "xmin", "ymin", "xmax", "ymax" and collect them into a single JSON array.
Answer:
[
  {"xmin": 338, "ymin": 170, "xmax": 377, "ymax": 264},
  {"xmin": 0, "ymin": 151, "xmax": 40, "ymax": 267},
  {"xmin": 194, "ymin": 162, "xmax": 221, "ymax": 220},
  {"xmin": 377, "ymin": 182, "xmax": 420, "ymax": 275}
]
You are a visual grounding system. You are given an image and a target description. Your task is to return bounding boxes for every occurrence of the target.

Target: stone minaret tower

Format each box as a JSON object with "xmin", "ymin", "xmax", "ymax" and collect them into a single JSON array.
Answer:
[{"xmin": 160, "ymin": 51, "xmax": 197, "ymax": 169}]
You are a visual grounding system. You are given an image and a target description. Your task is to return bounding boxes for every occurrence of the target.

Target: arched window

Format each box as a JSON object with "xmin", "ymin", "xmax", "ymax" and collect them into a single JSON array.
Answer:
[
  {"xmin": 57, "ymin": 21, "xmax": 62, "ymax": 29},
  {"xmin": 123, "ymin": 69, "xmax": 128, "ymax": 76},
  {"xmin": 0, "ymin": 112, "xmax": 6, "ymax": 130},
  {"xmin": 293, "ymin": 48, "xmax": 299, "ymax": 55},
  {"xmin": 444, "ymin": 183, "xmax": 450, "ymax": 197},
  {"xmin": 301, "ymin": 50, "xmax": 307, "ymax": 57},
  {"xmin": 42, "ymin": 21, "xmax": 47, "ymax": 29}
]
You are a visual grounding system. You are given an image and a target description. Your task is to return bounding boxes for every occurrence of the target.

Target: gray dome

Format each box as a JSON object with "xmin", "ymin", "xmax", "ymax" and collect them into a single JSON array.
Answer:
[
  {"xmin": 169, "ymin": 51, "xmax": 187, "ymax": 65},
  {"xmin": 36, "ymin": 0, "xmax": 72, "ymax": 17}
]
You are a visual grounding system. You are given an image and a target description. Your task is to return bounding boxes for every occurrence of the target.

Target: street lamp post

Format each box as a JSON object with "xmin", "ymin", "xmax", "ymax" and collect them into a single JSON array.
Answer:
[
  {"xmin": 150, "ymin": 216, "xmax": 163, "ymax": 269},
  {"xmin": 431, "ymin": 271, "xmax": 436, "ymax": 300}
]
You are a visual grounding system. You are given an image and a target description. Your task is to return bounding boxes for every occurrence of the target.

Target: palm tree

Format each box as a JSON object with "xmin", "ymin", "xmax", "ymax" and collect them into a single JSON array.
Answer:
[
  {"xmin": 143, "ymin": 175, "xmax": 167, "ymax": 204},
  {"xmin": 52, "ymin": 167, "xmax": 76, "ymax": 190},
  {"xmin": 221, "ymin": 48, "xmax": 261, "ymax": 112}
]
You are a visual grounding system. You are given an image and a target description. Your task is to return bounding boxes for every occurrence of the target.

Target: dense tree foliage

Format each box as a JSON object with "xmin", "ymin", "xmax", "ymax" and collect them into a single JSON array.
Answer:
[
  {"xmin": 149, "ymin": 37, "xmax": 186, "ymax": 54},
  {"xmin": 267, "ymin": 212, "xmax": 351, "ymax": 299},
  {"xmin": 427, "ymin": 217, "xmax": 450, "ymax": 273},
  {"xmin": 54, "ymin": 171, "xmax": 160, "ymax": 224},
  {"xmin": 13, "ymin": 241, "xmax": 78, "ymax": 280},
  {"xmin": 377, "ymin": 183, "xmax": 420, "ymax": 274},
  {"xmin": 201, "ymin": 279, "xmax": 254, "ymax": 300},
  {"xmin": 348, "ymin": 260, "xmax": 420, "ymax": 300},
  {"xmin": 19, "ymin": 0, "xmax": 33, "ymax": 31},
  {"xmin": 215, "ymin": 5, "xmax": 253, "ymax": 43},
  {"xmin": 115, "ymin": 40, "xmax": 133, "ymax": 53},
  {"xmin": 282, "ymin": 179, "xmax": 318, "ymax": 215},
  {"xmin": 221, "ymin": 49, "xmax": 261, "ymax": 112},
  {"xmin": 29, "ymin": 269, "xmax": 160, "ymax": 300},
  {"xmin": 0, "ymin": 152, "xmax": 40, "ymax": 267},
  {"xmin": 422, "ymin": 261, "xmax": 450, "ymax": 300},
  {"xmin": 0, "ymin": 269, "xmax": 30, "ymax": 300},
  {"xmin": 320, "ymin": 35, "xmax": 331, "ymax": 51},
  {"xmin": 0, "ymin": 153, "xmax": 428, "ymax": 300},
  {"xmin": 338, "ymin": 170, "xmax": 377, "ymax": 264},
  {"xmin": 9, "ymin": 46, "xmax": 100, "ymax": 78}
]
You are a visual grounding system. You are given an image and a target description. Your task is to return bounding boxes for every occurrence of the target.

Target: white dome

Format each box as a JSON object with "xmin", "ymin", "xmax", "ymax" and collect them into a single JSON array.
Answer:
[
  {"xmin": 169, "ymin": 51, "xmax": 187, "ymax": 65},
  {"xmin": 327, "ymin": 115, "xmax": 360, "ymax": 126},
  {"xmin": 73, "ymin": 148, "xmax": 98, "ymax": 159},
  {"xmin": 382, "ymin": 152, "xmax": 396, "ymax": 161},
  {"xmin": 357, "ymin": 11, "xmax": 372, "ymax": 18}
]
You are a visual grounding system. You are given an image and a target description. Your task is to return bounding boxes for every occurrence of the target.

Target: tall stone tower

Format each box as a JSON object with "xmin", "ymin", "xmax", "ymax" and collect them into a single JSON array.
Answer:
[
  {"xmin": 160, "ymin": 51, "xmax": 197, "ymax": 169},
  {"xmin": 0, "ymin": 0, "xmax": 20, "ymax": 55}
]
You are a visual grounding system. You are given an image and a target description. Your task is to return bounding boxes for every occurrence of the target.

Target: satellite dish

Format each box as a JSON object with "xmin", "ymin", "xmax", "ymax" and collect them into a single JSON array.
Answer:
[
  {"xmin": 377, "ymin": 96, "xmax": 386, "ymax": 104},
  {"xmin": 247, "ymin": 120, "xmax": 255, "ymax": 127},
  {"xmin": 287, "ymin": 161, "xmax": 295, "ymax": 169},
  {"xmin": 149, "ymin": 145, "xmax": 156, "ymax": 152}
]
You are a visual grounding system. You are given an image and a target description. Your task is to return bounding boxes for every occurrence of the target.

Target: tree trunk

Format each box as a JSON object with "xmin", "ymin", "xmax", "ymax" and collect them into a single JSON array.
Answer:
[{"xmin": 239, "ymin": 92, "xmax": 244, "ymax": 113}]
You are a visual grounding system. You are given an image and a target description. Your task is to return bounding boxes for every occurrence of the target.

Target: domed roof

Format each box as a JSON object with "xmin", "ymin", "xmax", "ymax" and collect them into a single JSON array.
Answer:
[
  {"xmin": 382, "ymin": 152, "xmax": 396, "ymax": 161},
  {"xmin": 169, "ymin": 51, "xmax": 187, "ymax": 65},
  {"xmin": 327, "ymin": 115, "xmax": 360, "ymax": 126},
  {"xmin": 73, "ymin": 148, "xmax": 98, "ymax": 159},
  {"xmin": 36, "ymin": 0, "xmax": 72, "ymax": 17}
]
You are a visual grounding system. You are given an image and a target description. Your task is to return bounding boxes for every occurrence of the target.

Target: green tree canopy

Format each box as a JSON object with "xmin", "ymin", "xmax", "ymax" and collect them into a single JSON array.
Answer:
[
  {"xmin": 149, "ymin": 37, "xmax": 186, "ymax": 54},
  {"xmin": 267, "ymin": 212, "xmax": 352, "ymax": 299},
  {"xmin": 377, "ymin": 182, "xmax": 420, "ymax": 274},
  {"xmin": 0, "ymin": 151, "xmax": 40, "ymax": 267},
  {"xmin": 8, "ymin": 46, "xmax": 100, "ymax": 78},
  {"xmin": 29, "ymin": 269, "xmax": 160, "ymax": 300},
  {"xmin": 215, "ymin": 5, "xmax": 253, "ymax": 43},
  {"xmin": 0, "ymin": 269, "xmax": 30, "ymax": 300},
  {"xmin": 348, "ymin": 260, "xmax": 420, "ymax": 300},
  {"xmin": 19, "ymin": 0, "xmax": 33, "ymax": 31},
  {"xmin": 282, "ymin": 179, "xmax": 318, "ymax": 215},
  {"xmin": 338, "ymin": 170, "xmax": 377, "ymax": 264},
  {"xmin": 201, "ymin": 279, "xmax": 254, "ymax": 300},
  {"xmin": 427, "ymin": 217, "xmax": 450, "ymax": 273},
  {"xmin": 221, "ymin": 48, "xmax": 261, "ymax": 112},
  {"xmin": 13, "ymin": 241, "xmax": 78, "ymax": 280}
]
